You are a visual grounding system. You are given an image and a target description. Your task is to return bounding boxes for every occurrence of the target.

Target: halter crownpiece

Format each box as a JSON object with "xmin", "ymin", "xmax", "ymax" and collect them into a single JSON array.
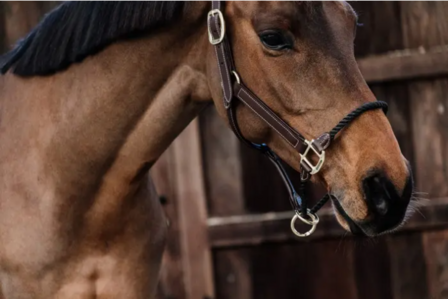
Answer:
[{"xmin": 208, "ymin": 1, "xmax": 388, "ymax": 237}]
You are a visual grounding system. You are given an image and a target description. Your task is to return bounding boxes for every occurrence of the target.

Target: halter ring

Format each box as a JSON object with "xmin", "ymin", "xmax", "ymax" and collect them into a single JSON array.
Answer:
[{"xmin": 290, "ymin": 211, "xmax": 319, "ymax": 237}]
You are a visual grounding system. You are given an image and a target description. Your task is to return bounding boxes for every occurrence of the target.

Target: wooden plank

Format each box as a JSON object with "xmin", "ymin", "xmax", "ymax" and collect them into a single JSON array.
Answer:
[
  {"xmin": 239, "ymin": 141, "xmax": 296, "ymax": 213},
  {"xmin": 401, "ymin": 1, "xmax": 448, "ymax": 198},
  {"xmin": 407, "ymin": 79, "xmax": 448, "ymax": 196},
  {"xmin": 212, "ymin": 249, "xmax": 253, "ymax": 299},
  {"xmin": 386, "ymin": 233, "xmax": 429, "ymax": 299},
  {"xmin": 208, "ymin": 198, "xmax": 448, "ymax": 248},
  {"xmin": 171, "ymin": 119, "xmax": 215, "ymax": 299},
  {"xmin": 351, "ymin": 2, "xmax": 403, "ymax": 57},
  {"xmin": 401, "ymin": 2, "xmax": 448, "ymax": 48},
  {"xmin": 312, "ymin": 240, "xmax": 358, "ymax": 299},
  {"xmin": 352, "ymin": 2, "xmax": 448, "ymax": 85},
  {"xmin": 354, "ymin": 238, "xmax": 392, "ymax": 299},
  {"xmin": 422, "ymin": 229, "xmax": 448, "ymax": 299},
  {"xmin": 353, "ymin": 0, "xmax": 448, "ymax": 85},
  {"xmin": 249, "ymin": 243, "xmax": 316, "ymax": 299},
  {"xmin": 199, "ymin": 106, "xmax": 245, "ymax": 217},
  {"xmin": 246, "ymin": 240, "xmax": 357, "ymax": 299},
  {"xmin": 370, "ymin": 83, "xmax": 414, "ymax": 169},
  {"xmin": 0, "ymin": 3, "xmax": 6, "ymax": 54},
  {"xmin": 398, "ymin": 4, "xmax": 448, "ymax": 299},
  {"xmin": 1, "ymin": 2, "xmax": 59, "ymax": 50},
  {"xmin": 359, "ymin": 47, "xmax": 448, "ymax": 83},
  {"xmin": 199, "ymin": 106, "xmax": 252, "ymax": 299},
  {"xmin": 151, "ymin": 148, "xmax": 186, "ymax": 299},
  {"xmin": 3, "ymin": 2, "xmax": 43, "ymax": 47}
]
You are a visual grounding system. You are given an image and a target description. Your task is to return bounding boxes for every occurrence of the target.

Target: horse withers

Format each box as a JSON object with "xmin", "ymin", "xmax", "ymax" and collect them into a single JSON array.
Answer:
[{"xmin": 0, "ymin": 2, "xmax": 414, "ymax": 298}]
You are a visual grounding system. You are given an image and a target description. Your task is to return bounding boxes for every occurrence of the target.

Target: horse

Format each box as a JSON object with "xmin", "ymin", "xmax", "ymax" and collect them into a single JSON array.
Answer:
[{"xmin": 0, "ymin": 1, "xmax": 413, "ymax": 298}]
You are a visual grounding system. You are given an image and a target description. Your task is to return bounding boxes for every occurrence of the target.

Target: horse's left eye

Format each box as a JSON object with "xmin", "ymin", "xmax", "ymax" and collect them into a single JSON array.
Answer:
[{"xmin": 259, "ymin": 31, "xmax": 292, "ymax": 50}]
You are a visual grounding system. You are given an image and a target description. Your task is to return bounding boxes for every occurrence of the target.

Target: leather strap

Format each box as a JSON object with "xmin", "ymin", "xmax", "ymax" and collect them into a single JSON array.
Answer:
[
  {"xmin": 208, "ymin": 1, "xmax": 234, "ymax": 108},
  {"xmin": 234, "ymin": 83, "xmax": 307, "ymax": 150}
]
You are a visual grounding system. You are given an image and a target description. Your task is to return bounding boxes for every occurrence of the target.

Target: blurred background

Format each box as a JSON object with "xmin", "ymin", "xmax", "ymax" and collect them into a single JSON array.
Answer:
[{"xmin": 1, "ymin": 2, "xmax": 448, "ymax": 299}]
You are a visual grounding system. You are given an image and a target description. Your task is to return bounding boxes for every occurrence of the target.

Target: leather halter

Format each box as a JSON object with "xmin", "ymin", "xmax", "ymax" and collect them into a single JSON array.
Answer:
[{"xmin": 207, "ymin": 1, "xmax": 388, "ymax": 237}]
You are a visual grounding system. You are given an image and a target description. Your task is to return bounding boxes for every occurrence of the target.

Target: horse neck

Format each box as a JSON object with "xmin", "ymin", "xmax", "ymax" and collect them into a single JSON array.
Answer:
[{"xmin": 0, "ymin": 3, "xmax": 211, "ymax": 196}]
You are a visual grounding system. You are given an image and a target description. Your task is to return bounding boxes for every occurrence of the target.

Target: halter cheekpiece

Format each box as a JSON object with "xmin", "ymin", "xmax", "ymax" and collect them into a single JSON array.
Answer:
[{"xmin": 208, "ymin": 1, "xmax": 388, "ymax": 237}]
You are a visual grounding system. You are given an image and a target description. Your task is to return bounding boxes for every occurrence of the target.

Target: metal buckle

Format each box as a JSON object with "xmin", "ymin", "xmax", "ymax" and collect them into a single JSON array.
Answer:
[
  {"xmin": 207, "ymin": 9, "xmax": 225, "ymax": 45},
  {"xmin": 290, "ymin": 211, "xmax": 320, "ymax": 237},
  {"xmin": 300, "ymin": 139, "xmax": 325, "ymax": 175}
]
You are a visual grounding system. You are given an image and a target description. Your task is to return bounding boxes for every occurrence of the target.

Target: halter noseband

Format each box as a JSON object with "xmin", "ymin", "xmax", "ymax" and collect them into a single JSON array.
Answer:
[{"xmin": 208, "ymin": 1, "xmax": 388, "ymax": 237}]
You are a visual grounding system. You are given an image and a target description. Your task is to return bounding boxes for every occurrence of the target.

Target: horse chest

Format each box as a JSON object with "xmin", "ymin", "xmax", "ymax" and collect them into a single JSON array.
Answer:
[{"xmin": 0, "ymin": 175, "xmax": 166, "ymax": 298}]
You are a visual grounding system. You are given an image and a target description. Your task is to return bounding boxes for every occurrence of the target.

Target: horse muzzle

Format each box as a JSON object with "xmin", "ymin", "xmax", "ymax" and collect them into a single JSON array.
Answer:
[{"xmin": 333, "ymin": 163, "xmax": 414, "ymax": 236}]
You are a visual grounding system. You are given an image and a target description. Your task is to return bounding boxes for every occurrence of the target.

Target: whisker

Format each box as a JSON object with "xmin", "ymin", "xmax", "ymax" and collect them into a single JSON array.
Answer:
[
  {"xmin": 412, "ymin": 191, "xmax": 429, "ymax": 195},
  {"xmin": 336, "ymin": 231, "xmax": 349, "ymax": 254},
  {"xmin": 415, "ymin": 208, "xmax": 425, "ymax": 219},
  {"xmin": 411, "ymin": 197, "xmax": 430, "ymax": 207},
  {"xmin": 411, "ymin": 191, "xmax": 430, "ymax": 200}
]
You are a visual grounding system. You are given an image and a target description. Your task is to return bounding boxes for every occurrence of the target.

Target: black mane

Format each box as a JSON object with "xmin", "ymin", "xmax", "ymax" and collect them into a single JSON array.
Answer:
[{"xmin": 0, "ymin": 1, "xmax": 186, "ymax": 76}]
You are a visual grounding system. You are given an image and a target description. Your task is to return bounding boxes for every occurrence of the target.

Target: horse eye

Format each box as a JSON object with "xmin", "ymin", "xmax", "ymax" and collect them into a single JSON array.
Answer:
[{"xmin": 259, "ymin": 31, "xmax": 291, "ymax": 50}]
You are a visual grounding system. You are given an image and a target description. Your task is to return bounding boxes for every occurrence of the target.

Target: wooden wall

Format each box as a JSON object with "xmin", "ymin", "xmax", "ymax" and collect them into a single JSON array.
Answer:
[{"xmin": 1, "ymin": 2, "xmax": 448, "ymax": 299}]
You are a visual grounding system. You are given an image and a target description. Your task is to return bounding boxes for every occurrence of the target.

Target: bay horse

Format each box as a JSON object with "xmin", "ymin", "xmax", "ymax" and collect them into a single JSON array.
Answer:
[{"xmin": 0, "ymin": 1, "xmax": 413, "ymax": 298}]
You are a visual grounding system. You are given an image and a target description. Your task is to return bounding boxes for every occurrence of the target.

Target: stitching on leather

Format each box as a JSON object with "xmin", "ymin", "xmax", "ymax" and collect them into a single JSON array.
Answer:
[
  {"xmin": 211, "ymin": 21, "xmax": 223, "ymax": 77},
  {"xmin": 220, "ymin": 44, "xmax": 231, "ymax": 103},
  {"xmin": 239, "ymin": 88, "xmax": 300, "ymax": 144},
  {"xmin": 211, "ymin": 17, "xmax": 229, "ymax": 106},
  {"xmin": 238, "ymin": 88, "xmax": 299, "ymax": 147},
  {"xmin": 215, "ymin": 16, "xmax": 231, "ymax": 103},
  {"xmin": 237, "ymin": 88, "xmax": 297, "ymax": 147},
  {"xmin": 214, "ymin": 45, "xmax": 225, "ymax": 103}
]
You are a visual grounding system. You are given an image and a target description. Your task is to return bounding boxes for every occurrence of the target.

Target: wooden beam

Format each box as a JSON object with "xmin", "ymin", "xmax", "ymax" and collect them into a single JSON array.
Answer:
[
  {"xmin": 171, "ymin": 119, "xmax": 215, "ymax": 299},
  {"xmin": 0, "ymin": 3, "xmax": 6, "ymax": 53},
  {"xmin": 3, "ymin": 2, "xmax": 43, "ymax": 47},
  {"xmin": 354, "ymin": 238, "xmax": 393, "ymax": 299},
  {"xmin": 208, "ymin": 198, "xmax": 448, "ymax": 248},
  {"xmin": 422, "ymin": 229, "xmax": 448, "ymax": 299},
  {"xmin": 199, "ymin": 107, "xmax": 253, "ymax": 299},
  {"xmin": 199, "ymin": 106, "xmax": 246, "ymax": 217},
  {"xmin": 359, "ymin": 46, "xmax": 448, "ymax": 83},
  {"xmin": 401, "ymin": 2, "xmax": 448, "ymax": 199},
  {"xmin": 400, "ymin": 4, "xmax": 448, "ymax": 299},
  {"xmin": 151, "ymin": 148, "xmax": 187, "ymax": 299},
  {"xmin": 386, "ymin": 233, "xmax": 429, "ymax": 299}
]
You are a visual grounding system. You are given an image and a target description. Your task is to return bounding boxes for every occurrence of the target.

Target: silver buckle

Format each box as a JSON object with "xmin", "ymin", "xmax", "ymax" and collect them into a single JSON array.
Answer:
[
  {"xmin": 300, "ymin": 139, "xmax": 325, "ymax": 175},
  {"xmin": 207, "ymin": 9, "xmax": 225, "ymax": 45}
]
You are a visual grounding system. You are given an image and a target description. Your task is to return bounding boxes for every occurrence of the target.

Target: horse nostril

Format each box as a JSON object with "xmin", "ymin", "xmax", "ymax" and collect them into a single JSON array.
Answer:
[
  {"xmin": 362, "ymin": 173, "xmax": 394, "ymax": 216},
  {"xmin": 350, "ymin": 168, "xmax": 413, "ymax": 236}
]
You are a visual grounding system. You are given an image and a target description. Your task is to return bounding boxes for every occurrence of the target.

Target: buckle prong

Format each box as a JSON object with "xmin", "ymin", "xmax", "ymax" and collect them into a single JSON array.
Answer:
[
  {"xmin": 207, "ymin": 9, "xmax": 226, "ymax": 45},
  {"xmin": 300, "ymin": 139, "xmax": 325, "ymax": 175}
]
